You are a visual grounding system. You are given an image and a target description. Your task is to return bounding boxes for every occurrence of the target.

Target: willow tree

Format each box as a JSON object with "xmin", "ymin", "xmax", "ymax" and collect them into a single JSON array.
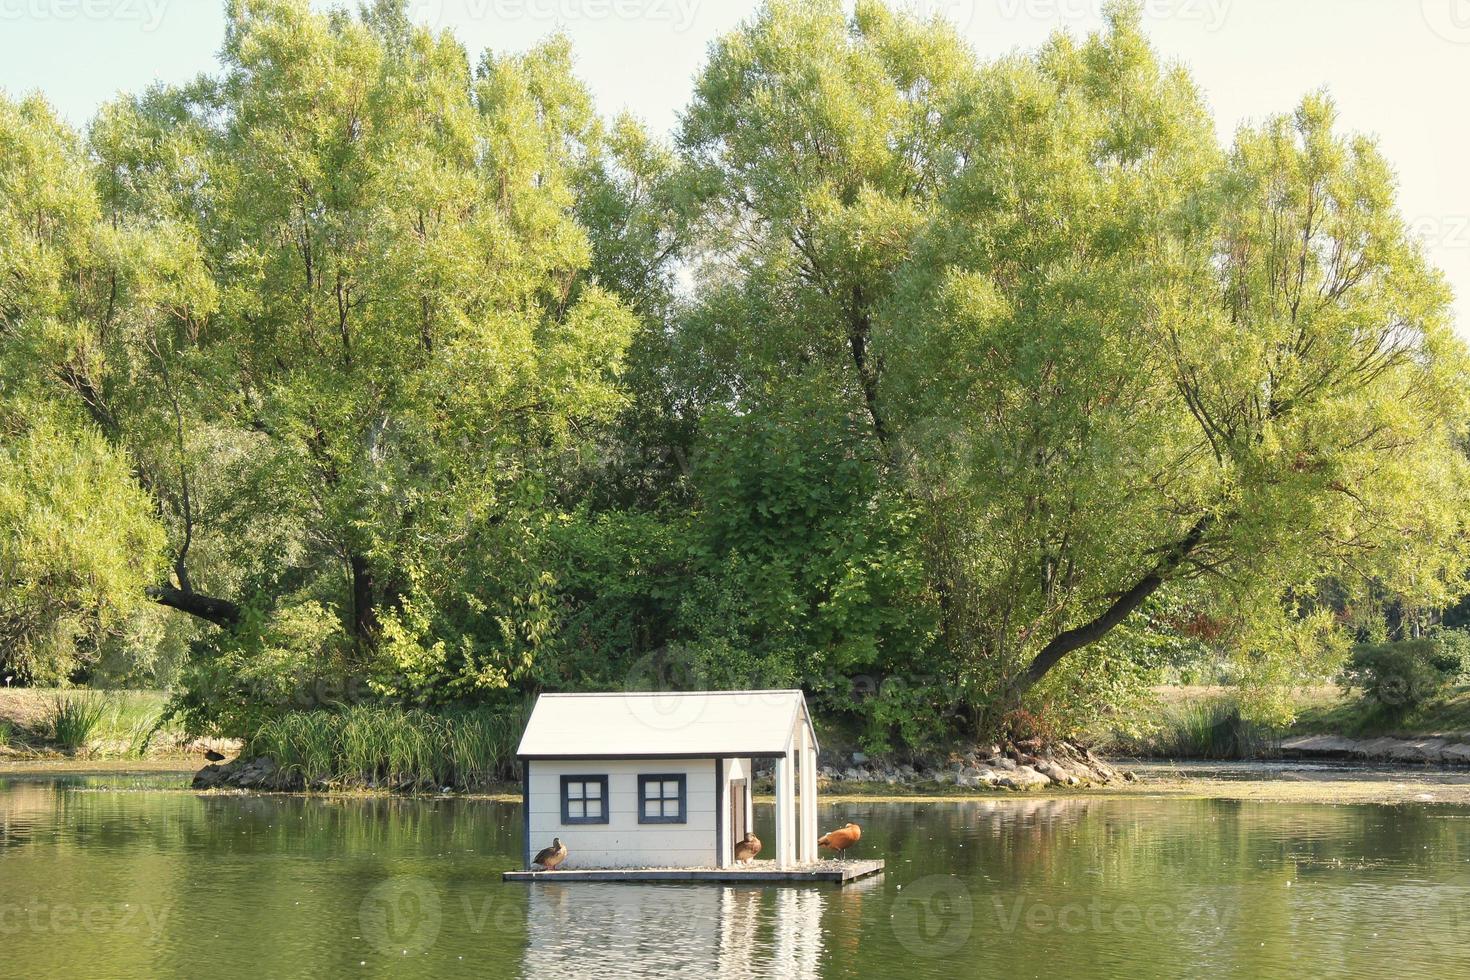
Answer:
[
  {"xmin": 677, "ymin": 0, "xmax": 977, "ymax": 441},
  {"xmin": 676, "ymin": 0, "xmax": 1470, "ymax": 726},
  {"xmin": 886, "ymin": 12, "xmax": 1470, "ymax": 717},
  {"xmin": 0, "ymin": 94, "xmax": 176, "ymax": 684},
  {"xmin": 4, "ymin": 1, "xmax": 636, "ymax": 706}
]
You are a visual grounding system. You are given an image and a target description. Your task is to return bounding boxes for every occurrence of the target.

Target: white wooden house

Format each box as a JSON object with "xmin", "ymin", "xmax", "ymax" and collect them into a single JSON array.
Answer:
[{"xmin": 515, "ymin": 690, "xmax": 821, "ymax": 870}]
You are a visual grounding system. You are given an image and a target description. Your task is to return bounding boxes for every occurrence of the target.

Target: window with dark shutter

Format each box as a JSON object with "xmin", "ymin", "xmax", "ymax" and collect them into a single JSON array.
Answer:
[
  {"xmin": 561, "ymin": 775, "xmax": 609, "ymax": 824},
  {"xmin": 638, "ymin": 773, "xmax": 687, "ymax": 824}
]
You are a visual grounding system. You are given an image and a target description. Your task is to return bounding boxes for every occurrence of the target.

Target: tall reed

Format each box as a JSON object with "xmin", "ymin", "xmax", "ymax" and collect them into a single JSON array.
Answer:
[
  {"xmin": 1102, "ymin": 698, "xmax": 1282, "ymax": 760},
  {"xmin": 46, "ymin": 693, "xmax": 111, "ymax": 754},
  {"xmin": 248, "ymin": 702, "xmax": 528, "ymax": 790}
]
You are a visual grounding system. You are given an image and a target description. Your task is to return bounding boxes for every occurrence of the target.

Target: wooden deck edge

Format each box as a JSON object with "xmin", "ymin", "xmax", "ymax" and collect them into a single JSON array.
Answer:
[{"xmin": 502, "ymin": 859, "xmax": 884, "ymax": 885}]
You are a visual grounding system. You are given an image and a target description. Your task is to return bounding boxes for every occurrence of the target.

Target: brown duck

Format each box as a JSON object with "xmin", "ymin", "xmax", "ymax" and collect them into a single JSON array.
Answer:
[
  {"xmin": 532, "ymin": 838, "xmax": 568, "ymax": 870},
  {"xmin": 817, "ymin": 822, "xmax": 861, "ymax": 860},
  {"xmin": 733, "ymin": 832, "xmax": 762, "ymax": 864}
]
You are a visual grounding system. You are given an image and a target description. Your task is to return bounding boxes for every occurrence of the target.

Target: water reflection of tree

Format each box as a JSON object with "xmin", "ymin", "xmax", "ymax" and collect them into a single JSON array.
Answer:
[
  {"xmin": 816, "ymin": 797, "xmax": 1470, "ymax": 978},
  {"xmin": 7, "ymin": 781, "xmax": 1470, "ymax": 978}
]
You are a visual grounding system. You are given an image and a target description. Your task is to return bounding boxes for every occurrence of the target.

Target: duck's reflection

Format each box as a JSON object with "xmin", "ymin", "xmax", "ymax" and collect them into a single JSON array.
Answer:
[{"xmin": 525, "ymin": 882, "xmax": 826, "ymax": 979}]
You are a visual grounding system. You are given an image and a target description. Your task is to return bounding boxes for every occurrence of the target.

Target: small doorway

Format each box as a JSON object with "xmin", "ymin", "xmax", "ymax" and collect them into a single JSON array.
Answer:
[{"xmin": 729, "ymin": 778, "xmax": 747, "ymax": 855}]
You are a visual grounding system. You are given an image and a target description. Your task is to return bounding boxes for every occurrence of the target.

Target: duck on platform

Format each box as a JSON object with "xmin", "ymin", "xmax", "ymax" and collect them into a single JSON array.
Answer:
[
  {"xmin": 533, "ymin": 838, "xmax": 568, "ymax": 870},
  {"xmin": 817, "ymin": 822, "xmax": 861, "ymax": 861},
  {"xmin": 734, "ymin": 832, "xmax": 762, "ymax": 864}
]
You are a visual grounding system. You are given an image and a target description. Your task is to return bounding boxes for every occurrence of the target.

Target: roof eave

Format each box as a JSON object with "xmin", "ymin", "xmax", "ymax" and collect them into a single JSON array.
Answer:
[{"xmin": 517, "ymin": 751, "xmax": 794, "ymax": 761}]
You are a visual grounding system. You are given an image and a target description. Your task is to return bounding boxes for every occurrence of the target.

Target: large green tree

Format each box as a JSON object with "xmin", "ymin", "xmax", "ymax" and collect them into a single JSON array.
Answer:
[
  {"xmin": 0, "ymin": 94, "xmax": 173, "ymax": 684},
  {"xmin": 674, "ymin": 0, "xmax": 1470, "ymax": 726},
  {"xmin": 3, "ymin": 2, "xmax": 637, "ymax": 709}
]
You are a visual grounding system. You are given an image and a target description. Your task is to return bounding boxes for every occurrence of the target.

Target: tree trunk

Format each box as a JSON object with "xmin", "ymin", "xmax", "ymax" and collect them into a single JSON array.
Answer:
[
  {"xmin": 848, "ymin": 288, "xmax": 889, "ymax": 449},
  {"xmin": 1014, "ymin": 514, "xmax": 1214, "ymax": 695},
  {"xmin": 349, "ymin": 553, "xmax": 377, "ymax": 648}
]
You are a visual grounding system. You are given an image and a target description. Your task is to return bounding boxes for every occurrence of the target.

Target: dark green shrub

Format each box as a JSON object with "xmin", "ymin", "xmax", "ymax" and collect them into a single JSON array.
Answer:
[
  {"xmin": 1345, "ymin": 639, "xmax": 1462, "ymax": 718},
  {"xmin": 1106, "ymin": 699, "xmax": 1280, "ymax": 760},
  {"xmin": 1431, "ymin": 629, "xmax": 1470, "ymax": 683}
]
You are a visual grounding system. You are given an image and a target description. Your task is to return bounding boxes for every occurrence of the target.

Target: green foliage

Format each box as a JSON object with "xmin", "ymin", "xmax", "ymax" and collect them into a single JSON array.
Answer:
[
  {"xmin": 94, "ymin": 691, "xmax": 174, "ymax": 757},
  {"xmin": 169, "ymin": 601, "xmax": 353, "ymax": 737},
  {"xmin": 676, "ymin": 0, "xmax": 1469, "ymax": 737},
  {"xmin": 1345, "ymin": 638, "xmax": 1464, "ymax": 720},
  {"xmin": 1430, "ymin": 628, "xmax": 1470, "ymax": 683},
  {"xmin": 3, "ymin": 0, "xmax": 1469, "ymax": 755},
  {"xmin": 45, "ymin": 692, "xmax": 110, "ymax": 753},
  {"xmin": 0, "ymin": 417, "xmax": 164, "ymax": 684},
  {"xmin": 0, "ymin": 719, "xmax": 13, "ymax": 748}
]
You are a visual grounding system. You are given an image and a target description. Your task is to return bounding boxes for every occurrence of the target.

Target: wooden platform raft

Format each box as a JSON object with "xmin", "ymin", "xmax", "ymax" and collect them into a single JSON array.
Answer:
[{"xmin": 503, "ymin": 858, "xmax": 884, "ymax": 886}]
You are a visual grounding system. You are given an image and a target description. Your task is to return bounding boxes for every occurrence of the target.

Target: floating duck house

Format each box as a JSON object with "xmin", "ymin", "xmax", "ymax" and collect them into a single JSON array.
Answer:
[{"xmin": 506, "ymin": 690, "xmax": 880, "ymax": 883}]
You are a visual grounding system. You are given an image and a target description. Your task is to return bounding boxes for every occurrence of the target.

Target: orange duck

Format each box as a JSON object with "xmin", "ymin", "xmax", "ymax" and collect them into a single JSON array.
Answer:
[
  {"xmin": 734, "ymin": 832, "xmax": 762, "ymax": 864},
  {"xmin": 817, "ymin": 822, "xmax": 861, "ymax": 860}
]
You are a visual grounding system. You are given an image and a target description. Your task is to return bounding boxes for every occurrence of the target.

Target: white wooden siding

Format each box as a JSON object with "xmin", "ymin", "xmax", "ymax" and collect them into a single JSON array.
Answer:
[{"xmin": 527, "ymin": 758, "xmax": 718, "ymax": 868}]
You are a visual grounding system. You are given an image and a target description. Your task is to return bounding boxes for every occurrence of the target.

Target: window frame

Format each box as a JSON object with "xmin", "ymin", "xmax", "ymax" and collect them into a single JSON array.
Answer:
[
  {"xmin": 637, "ymin": 773, "xmax": 688, "ymax": 825},
  {"xmin": 560, "ymin": 774, "xmax": 610, "ymax": 825}
]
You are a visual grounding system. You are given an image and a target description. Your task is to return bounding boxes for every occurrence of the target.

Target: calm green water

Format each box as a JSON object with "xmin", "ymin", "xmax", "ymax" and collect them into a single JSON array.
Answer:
[{"xmin": 3, "ymin": 773, "xmax": 1470, "ymax": 979}]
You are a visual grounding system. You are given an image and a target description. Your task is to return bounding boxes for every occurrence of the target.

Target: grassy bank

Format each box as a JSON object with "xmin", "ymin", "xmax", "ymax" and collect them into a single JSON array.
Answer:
[
  {"xmin": 1290, "ymin": 688, "xmax": 1470, "ymax": 739},
  {"xmin": 0, "ymin": 689, "xmax": 188, "ymax": 758},
  {"xmin": 1101, "ymin": 684, "xmax": 1470, "ymax": 760}
]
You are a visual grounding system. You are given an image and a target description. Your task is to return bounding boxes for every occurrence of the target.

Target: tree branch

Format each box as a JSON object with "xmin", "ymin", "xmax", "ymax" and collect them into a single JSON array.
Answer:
[
  {"xmin": 147, "ymin": 583, "xmax": 242, "ymax": 628},
  {"xmin": 1015, "ymin": 514, "xmax": 1215, "ymax": 694}
]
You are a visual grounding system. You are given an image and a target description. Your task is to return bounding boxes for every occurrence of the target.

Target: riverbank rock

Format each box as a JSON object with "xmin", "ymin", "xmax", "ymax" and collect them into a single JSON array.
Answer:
[
  {"xmin": 811, "ymin": 739, "xmax": 1129, "ymax": 792},
  {"xmin": 1281, "ymin": 734, "xmax": 1470, "ymax": 766},
  {"xmin": 197, "ymin": 741, "xmax": 1131, "ymax": 797},
  {"xmin": 999, "ymin": 766, "xmax": 1052, "ymax": 790},
  {"xmin": 193, "ymin": 756, "xmax": 303, "ymax": 792}
]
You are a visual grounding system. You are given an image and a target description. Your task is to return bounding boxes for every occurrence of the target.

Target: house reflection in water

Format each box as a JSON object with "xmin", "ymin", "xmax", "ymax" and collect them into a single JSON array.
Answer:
[{"xmin": 524, "ymin": 882, "xmax": 826, "ymax": 978}]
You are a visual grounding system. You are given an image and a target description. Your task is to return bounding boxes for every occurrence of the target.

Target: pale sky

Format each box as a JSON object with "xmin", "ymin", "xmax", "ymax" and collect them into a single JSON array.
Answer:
[{"xmin": 2, "ymin": 0, "xmax": 1467, "ymax": 332}]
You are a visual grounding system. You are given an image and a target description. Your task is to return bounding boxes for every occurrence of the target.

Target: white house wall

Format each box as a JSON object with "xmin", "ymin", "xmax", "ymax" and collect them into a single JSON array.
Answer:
[{"xmin": 527, "ymin": 758, "xmax": 718, "ymax": 869}]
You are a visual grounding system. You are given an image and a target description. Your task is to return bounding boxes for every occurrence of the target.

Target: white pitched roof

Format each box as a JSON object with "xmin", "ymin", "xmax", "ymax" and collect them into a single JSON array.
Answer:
[{"xmin": 516, "ymin": 690, "xmax": 818, "ymax": 759}]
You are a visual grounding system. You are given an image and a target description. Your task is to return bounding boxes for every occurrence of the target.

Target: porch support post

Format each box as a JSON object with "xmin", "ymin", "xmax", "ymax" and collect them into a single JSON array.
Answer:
[
  {"xmin": 799, "ymin": 726, "xmax": 817, "ymax": 864},
  {"xmin": 775, "ymin": 749, "xmax": 796, "ymax": 867}
]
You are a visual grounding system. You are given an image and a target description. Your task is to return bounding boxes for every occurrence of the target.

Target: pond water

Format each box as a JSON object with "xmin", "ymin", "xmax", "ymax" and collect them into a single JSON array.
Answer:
[{"xmin": 3, "ymin": 772, "xmax": 1469, "ymax": 979}]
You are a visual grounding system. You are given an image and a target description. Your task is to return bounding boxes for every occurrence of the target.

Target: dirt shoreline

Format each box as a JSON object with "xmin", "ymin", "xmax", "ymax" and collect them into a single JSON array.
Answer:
[{"xmin": 6, "ymin": 757, "xmax": 1470, "ymax": 806}]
